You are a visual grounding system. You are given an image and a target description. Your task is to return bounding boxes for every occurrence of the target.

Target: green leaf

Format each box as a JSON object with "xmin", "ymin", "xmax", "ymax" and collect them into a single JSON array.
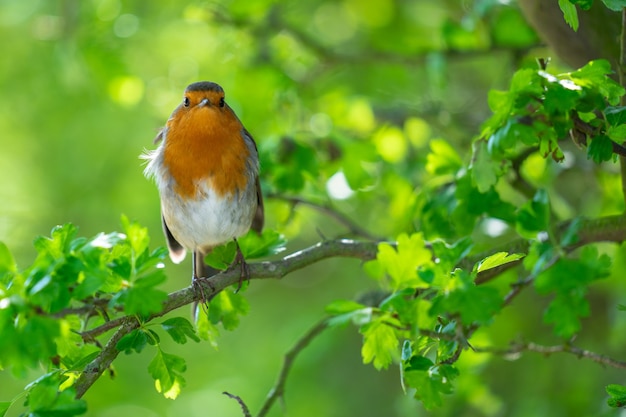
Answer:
[
  {"xmin": 121, "ymin": 215, "xmax": 150, "ymax": 258},
  {"xmin": 476, "ymin": 252, "xmax": 525, "ymax": 273},
  {"xmin": 0, "ymin": 242, "xmax": 16, "ymax": 275},
  {"xmin": 148, "ymin": 348, "xmax": 187, "ymax": 400},
  {"xmin": 569, "ymin": 60, "xmax": 625, "ymax": 105},
  {"xmin": 404, "ymin": 364, "xmax": 459, "ymax": 410},
  {"xmin": 587, "ymin": 135, "xmax": 614, "ymax": 163},
  {"xmin": 605, "ymin": 106, "xmax": 626, "ymax": 126},
  {"xmin": 607, "ymin": 384, "xmax": 626, "ymax": 408},
  {"xmin": 425, "ymin": 139, "xmax": 463, "ymax": 176},
  {"xmin": 237, "ymin": 229, "xmax": 287, "ymax": 259},
  {"xmin": 607, "ymin": 124, "xmax": 626, "ymax": 142},
  {"xmin": 516, "ymin": 189, "xmax": 550, "ymax": 237},
  {"xmin": 601, "ymin": 0, "xmax": 626, "ymax": 11},
  {"xmin": 374, "ymin": 233, "xmax": 433, "ymax": 290},
  {"xmin": 161, "ymin": 317, "xmax": 200, "ymax": 344},
  {"xmin": 471, "ymin": 140, "xmax": 498, "ymax": 192},
  {"xmin": 121, "ymin": 285, "xmax": 168, "ymax": 316},
  {"xmin": 325, "ymin": 299, "xmax": 367, "ymax": 315},
  {"xmin": 570, "ymin": 0, "xmax": 594, "ymax": 9},
  {"xmin": 204, "ymin": 241, "xmax": 236, "ymax": 270},
  {"xmin": 430, "ymin": 270, "xmax": 502, "ymax": 325},
  {"xmin": 558, "ymin": 0, "xmax": 579, "ymax": 31},
  {"xmin": 0, "ymin": 401, "xmax": 10, "ymax": 417},
  {"xmin": 360, "ymin": 319, "xmax": 399, "ymax": 370},
  {"xmin": 116, "ymin": 329, "xmax": 149, "ymax": 354},
  {"xmin": 26, "ymin": 373, "xmax": 87, "ymax": 416},
  {"xmin": 207, "ymin": 290, "xmax": 249, "ymax": 330},
  {"xmin": 535, "ymin": 247, "xmax": 611, "ymax": 293},
  {"xmin": 544, "ymin": 292, "xmax": 589, "ymax": 338},
  {"xmin": 405, "ymin": 355, "xmax": 434, "ymax": 371}
]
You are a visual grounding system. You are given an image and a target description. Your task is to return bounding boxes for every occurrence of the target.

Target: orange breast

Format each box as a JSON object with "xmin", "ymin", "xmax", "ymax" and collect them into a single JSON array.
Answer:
[{"xmin": 162, "ymin": 107, "xmax": 250, "ymax": 199}]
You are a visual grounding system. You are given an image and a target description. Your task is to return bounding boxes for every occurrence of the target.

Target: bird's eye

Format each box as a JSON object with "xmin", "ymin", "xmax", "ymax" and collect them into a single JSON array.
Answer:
[
  {"xmin": 183, "ymin": 97, "xmax": 190, "ymax": 107},
  {"xmin": 219, "ymin": 97, "xmax": 225, "ymax": 108}
]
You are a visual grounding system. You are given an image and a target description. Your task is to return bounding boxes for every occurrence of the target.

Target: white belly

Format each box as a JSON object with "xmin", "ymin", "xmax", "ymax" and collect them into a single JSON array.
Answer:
[{"xmin": 160, "ymin": 183, "xmax": 257, "ymax": 252}]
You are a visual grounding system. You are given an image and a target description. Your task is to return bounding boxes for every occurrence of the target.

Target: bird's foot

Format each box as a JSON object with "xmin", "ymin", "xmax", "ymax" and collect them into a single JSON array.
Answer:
[{"xmin": 192, "ymin": 273, "xmax": 217, "ymax": 310}]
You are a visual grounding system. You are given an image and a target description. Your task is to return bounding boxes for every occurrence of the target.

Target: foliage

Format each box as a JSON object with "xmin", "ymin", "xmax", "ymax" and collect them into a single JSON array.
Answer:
[{"xmin": 3, "ymin": 0, "xmax": 626, "ymax": 416}]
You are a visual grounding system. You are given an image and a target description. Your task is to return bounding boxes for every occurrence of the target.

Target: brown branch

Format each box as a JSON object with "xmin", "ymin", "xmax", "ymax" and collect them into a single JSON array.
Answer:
[
  {"xmin": 73, "ymin": 240, "xmax": 378, "ymax": 398},
  {"xmin": 73, "ymin": 213, "xmax": 626, "ymax": 398},
  {"xmin": 256, "ymin": 318, "xmax": 329, "ymax": 417},
  {"xmin": 473, "ymin": 214, "xmax": 626, "ymax": 284},
  {"xmin": 473, "ymin": 342, "xmax": 626, "ymax": 370}
]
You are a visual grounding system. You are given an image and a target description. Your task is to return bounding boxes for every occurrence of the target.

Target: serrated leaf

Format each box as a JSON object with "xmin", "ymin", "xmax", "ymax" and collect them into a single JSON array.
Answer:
[
  {"xmin": 238, "ymin": 229, "xmax": 287, "ymax": 259},
  {"xmin": 607, "ymin": 384, "xmax": 626, "ymax": 407},
  {"xmin": 148, "ymin": 348, "xmax": 186, "ymax": 399},
  {"xmin": 374, "ymin": 233, "xmax": 433, "ymax": 290},
  {"xmin": 361, "ymin": 320, "xmax": 399, "ymax": 370},
  {"xmin": 558, "ymin": 0, "xmax": 579, "ymax": 31},
  {"xmin": 404, "ymin": 364, "xmax": 459, "ymax": 410},
  {"xmin": 195, "ymin": 309, "xmax": 220, "ymax": 349},
  {"xmin": 471, "ymin": 140, "xmax": 497, "ymax": 192},
  {"xmin": 207, "ymin": 290, "xmax": 249, "ymax": 330},
  {"xmin": 204, "ymin": 241, "xmax": 236, "ymax": 270},
  {"xmin": 430, "ymin": 270, "xmax": 502, "ymax": 325},
  {"xmin": 161, "ymin": 317, "xmax": 200, "ymax": 344},
  {"xmin": 476, "ymin": 252, "xmax": 525, "ymax": 273},
  {"xmin": 544, "ymin": 292, "xmax": 588, "ymax": 338},
  {"xmin": 121, "ymin": 215, "xmax": 150, "ymax": 257},
  {"xmin": 587, "ymin": 135, "xmax": 614, "ymax": 163},
  {"xmin": 516, "ymin": 189, "xmax": 550, "ymax": 237},
  {"xmin": 116, "ymin": 329, "xmax": 148, "ymax": 354},
  {"xmin": 122, "ymin": 286, "xmax": 168, "ymax": 316},
  {"xmin": 607, "ymin": 124, "xmax": 626, "ymax": 141}
]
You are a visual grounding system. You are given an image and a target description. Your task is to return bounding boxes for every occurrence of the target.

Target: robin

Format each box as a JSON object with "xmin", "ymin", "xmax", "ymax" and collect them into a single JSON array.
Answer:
[{"xmin": 142, "ymin": 81, "xmax": 264, "ymax": 304}]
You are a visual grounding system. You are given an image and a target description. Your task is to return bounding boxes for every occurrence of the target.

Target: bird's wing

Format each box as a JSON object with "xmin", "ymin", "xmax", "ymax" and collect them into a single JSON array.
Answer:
[
  {"xmin": 251, "ymin": 176, "xmax": 264, "ymax": 233},
  {"xmin": 162, "ymin": 214, "xmax": 186, "ymax": 263},
  {"xmin": 242, "ymin": 127, "xmax": 265, "ymax": 234}
]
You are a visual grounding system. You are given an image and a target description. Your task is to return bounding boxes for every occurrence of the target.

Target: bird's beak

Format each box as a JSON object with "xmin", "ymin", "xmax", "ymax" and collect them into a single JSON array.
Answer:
[{"xmin": 198, "ymin": 98, "xmax": 210, "ymax": 107}]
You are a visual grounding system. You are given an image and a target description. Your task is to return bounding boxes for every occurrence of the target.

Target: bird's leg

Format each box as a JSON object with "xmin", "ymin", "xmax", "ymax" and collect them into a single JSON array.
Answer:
[
  {"xmin": 192, "ymin": 251, "xmax": 216, "ymax": 307},
  {"xmin": 227, "ymin": 238, "xmax": 250, "ymax": 293}
]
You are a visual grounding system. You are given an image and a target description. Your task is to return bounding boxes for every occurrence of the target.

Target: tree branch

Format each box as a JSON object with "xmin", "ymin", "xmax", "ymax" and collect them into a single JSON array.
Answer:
[
  {"xmin": 223, "ymin": 392, "xmax": 252, "ymax": 417},
  {"xmin": 473, "ymin": 341, "xmax": 626, "ymax": 370},
  {"xmin": 73, "ymin": 240, "xmax": 377, "ymax": 398},
  {"xmin": 73, "ymin": 213, "xmax": 626, "ymax": 399},
  {"xmin": 256, "ymin": 319, "xmax": 329, "ymax": 417}
]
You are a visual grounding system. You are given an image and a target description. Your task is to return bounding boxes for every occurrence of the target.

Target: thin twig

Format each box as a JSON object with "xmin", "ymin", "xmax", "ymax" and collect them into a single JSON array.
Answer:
[
  {"xmin": 268, "ymin": 193, "xmax": 381, "ymax": 240},
  {"xmin": 256, "ymin": 319, "xmax": 329, "ymax": 417},
  {"xmin": 473, "ymin": 342, "xmax": 626, "ymax": 370},
  {"xmin": 223, "ymin": 392, "xmax": 252, "ymax": 417}
]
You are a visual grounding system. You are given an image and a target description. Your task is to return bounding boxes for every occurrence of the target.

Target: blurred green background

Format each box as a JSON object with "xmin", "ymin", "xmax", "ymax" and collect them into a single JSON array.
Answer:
[{"xmin": 1, "ymin": 0, "xmax": 625, "ymax": 416}]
